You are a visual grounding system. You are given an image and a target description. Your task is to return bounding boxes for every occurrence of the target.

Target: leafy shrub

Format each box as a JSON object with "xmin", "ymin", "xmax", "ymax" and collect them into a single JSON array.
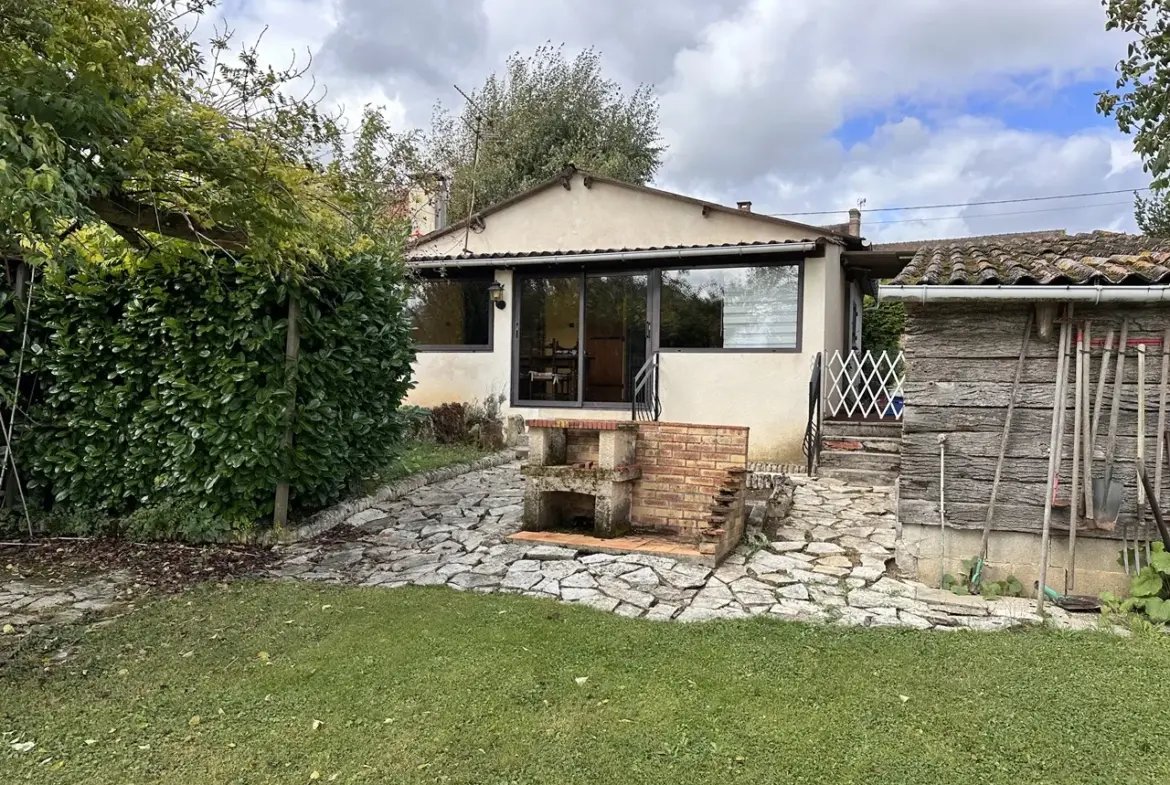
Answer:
[
  {"xmin": 431, "ymin": 402, "xmax": 468, "ymax": 444},
  {"xmin": 1116, "ymin": 542, "xmax": 1170, "ymax": 623},
  {"xmin": 861, "ymin": 296, "xmax": 905, "ymax": 354},
  {"xmin": 122, "ymin": 499, "xmax": 245, "ymax": 542},
  {"xmin": 465, "ymin": 396, "xmax": 505, "ymax": 450},
  {"xmin": 429, "ymin": 398, "xmax": 505, "ymax": 449},
  {"xmin": 17, "ymin": 247, "xmax": 415, "ymax": 529},
  {"xmin": 943, "ymin": 558, "xmax": 1023, "ymax": 598},
  {"xmin": 400, "ymin": 405, "xmax": 435, "ymax": 442}
]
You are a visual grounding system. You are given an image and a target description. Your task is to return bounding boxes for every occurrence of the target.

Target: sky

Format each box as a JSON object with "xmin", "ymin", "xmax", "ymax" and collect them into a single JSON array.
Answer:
[{"xmin": 205, "ymin": 0, "xmax": 1147, "ymax": 242}]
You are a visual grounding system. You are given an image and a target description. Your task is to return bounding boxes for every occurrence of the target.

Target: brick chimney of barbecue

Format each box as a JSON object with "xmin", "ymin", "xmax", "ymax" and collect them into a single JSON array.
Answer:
[{"xmin": 848, "ymin": 207, "xmax": 861, "ymax": 237}]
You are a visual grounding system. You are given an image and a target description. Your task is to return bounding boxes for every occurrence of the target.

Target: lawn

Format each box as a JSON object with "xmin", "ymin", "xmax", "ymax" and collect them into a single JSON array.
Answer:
[
  {"xmin": 3, "ymin": 583, "xmax": 1170, "ymax": 784},
  {"xmin": 365, "ymin": 441, "xmax": 495, "ymax": 490}
]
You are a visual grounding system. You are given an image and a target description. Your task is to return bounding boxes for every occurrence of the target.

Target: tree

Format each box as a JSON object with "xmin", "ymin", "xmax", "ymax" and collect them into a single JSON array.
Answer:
[
  {"xmin": 428, "ymin": 44, "xmax": 664, "ymax": 222},
  {"xmin": 1097, "ymin": 0, "xmax": 1170, "ymax": 235},
  {"xmin": 0, "ymin": 0, "xmax": 377, "ymax": 269}
]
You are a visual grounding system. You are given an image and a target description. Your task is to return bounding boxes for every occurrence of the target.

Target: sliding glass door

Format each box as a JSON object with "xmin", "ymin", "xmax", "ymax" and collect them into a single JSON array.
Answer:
[
  {"xmin": 515, "ymin": 272, "xmax": 648, "ymax": 406},
  {"xmin": 584, "ymin": 274, "xmax": 648, "ymax": 403}
]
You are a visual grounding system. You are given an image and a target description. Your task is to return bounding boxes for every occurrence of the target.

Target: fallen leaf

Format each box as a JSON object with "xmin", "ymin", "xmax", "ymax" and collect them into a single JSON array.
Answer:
[
  {"xmin": 574, "ymin": 677, "xmax": 588, "ymax": 686},
  {"xmin": 310, "ymin": 772, "xmax": 321, "ymax": 781},
  {"xmin": 1, "ymin": 624, "xmax": 15, "ymax": 635},
  {"xmin": 899, "ymin": 695, "xmax": 910, "ymax": 703},
  {"xmin": 257, "ymin": 651, "xmax": 270, "ymax": 664},
  {"xmin": 311, "ymin": 719, "xmax": 323, "ymax": 731},
  {"xmin": 84, "ymin": 739, "xmax": 97, "ymax": 746},
  {"xmin": 188, "ymin": 716, "xmax": 201, "ymax": 727},
  {"xmin": 328, "ymin": 775, "xmax": 339, "ymax": 782},
  {"xmin": 383, "ymin": 718, "xmax": 394, "ymax": 724},
  {"xmin": 10, "ymin": 741, "xmax": 35, "ymax": 753},
  {"xmin": 321, "ymin": 604, "xmax": 333, "ymax": 610},
  {"xmin": 181, "ymin": 651, "xmax": 194, "ymax": 658}
]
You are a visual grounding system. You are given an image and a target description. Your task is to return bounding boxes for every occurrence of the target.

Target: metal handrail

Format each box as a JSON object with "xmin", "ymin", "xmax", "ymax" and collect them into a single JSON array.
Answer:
[
  {"xmin": 632, "ymin": 352, "xmax": 661, "ymax": 421},
  {"xmin": 803, "ymin": 351, "xmax": 823, "ymax": 475}
]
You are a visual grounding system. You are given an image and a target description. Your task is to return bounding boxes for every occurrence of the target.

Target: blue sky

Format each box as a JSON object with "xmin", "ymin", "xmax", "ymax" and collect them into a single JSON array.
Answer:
[{"xmin": 209, "ymin": 0, "xmax": 1146, "ymax": 241}]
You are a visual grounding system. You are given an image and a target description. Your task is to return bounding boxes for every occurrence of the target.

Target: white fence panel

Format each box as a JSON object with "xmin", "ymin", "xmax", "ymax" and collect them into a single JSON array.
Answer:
[{"xmin": 824, "ymin": 350, "xmax": 905, "ymax": 420}]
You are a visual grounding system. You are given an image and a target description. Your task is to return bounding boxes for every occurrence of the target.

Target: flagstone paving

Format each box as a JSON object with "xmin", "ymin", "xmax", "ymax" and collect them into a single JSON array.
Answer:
[{"xmin": 262, "ymin": 462, "xmax": 1105, "ymax": 632}]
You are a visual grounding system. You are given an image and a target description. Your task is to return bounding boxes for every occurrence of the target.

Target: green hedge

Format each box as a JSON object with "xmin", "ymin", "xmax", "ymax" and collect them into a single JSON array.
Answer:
[{"xmin": 17, "ymin": 250, "xmax": 414, "ymax": 527}]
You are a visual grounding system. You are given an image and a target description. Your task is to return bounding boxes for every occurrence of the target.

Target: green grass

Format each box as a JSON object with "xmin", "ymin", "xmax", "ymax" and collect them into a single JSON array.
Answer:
[
  {"xmin": 3, "ymin": 583, "xmax": 1170, "ymax": 784},
  {"xmin": 360, "ymin": 441, "xmax": 494, "ymax": 494}
]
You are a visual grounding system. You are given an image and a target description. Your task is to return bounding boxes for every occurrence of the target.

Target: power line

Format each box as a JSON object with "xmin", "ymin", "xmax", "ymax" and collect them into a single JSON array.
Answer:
[
  {"xmin": 770, "ymin": 186, "xmax": 1151, "ymax": 217},
  {"xmin": 866, "ymin": 199, "xmax": 1135, "ymax": 225}
]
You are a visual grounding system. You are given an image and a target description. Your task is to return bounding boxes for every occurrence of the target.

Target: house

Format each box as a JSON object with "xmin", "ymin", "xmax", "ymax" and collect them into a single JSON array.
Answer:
[
  {"xmin": 404, "ymin": 166, "xmax": 899, "ymax": 462},
  {"xmin": 880, "ymin": 231, "xmax": 1170, "ymax": 596}
]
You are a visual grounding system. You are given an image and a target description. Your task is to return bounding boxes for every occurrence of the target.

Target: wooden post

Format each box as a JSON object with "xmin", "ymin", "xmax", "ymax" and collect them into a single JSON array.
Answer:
[
  {"xmin": 272, "ymin": 293, "xmax": 301, "ymax": 528},
  {"xmin": 3, "ymin": 262, "xmax": 28, "ymax": 509},
  {"xmin": 1037, "ymin": 310, "xmax": 1071, "ymax": 614}
]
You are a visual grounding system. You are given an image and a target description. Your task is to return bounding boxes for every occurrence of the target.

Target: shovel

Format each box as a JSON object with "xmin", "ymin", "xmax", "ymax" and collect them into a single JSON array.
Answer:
[{"xmin": 1094, "ymin": 319, "xmax": 1128, "ymax": 526}]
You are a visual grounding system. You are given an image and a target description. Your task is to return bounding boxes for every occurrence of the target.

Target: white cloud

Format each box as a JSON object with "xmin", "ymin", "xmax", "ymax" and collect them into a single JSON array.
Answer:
[{"xmin": 201, "ymin": 0, "xmax": 1145, "ymax": 238}]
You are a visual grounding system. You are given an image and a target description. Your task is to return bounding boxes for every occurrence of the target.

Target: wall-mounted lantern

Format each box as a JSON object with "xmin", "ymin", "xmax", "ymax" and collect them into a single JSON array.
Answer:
[{"xmin": 488, "ymin": 280, "xmax": 506, "ymax": 310}]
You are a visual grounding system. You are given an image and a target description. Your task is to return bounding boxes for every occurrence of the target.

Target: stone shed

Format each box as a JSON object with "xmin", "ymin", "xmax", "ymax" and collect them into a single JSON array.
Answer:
[{"xmin": 881, "ymin": 232, "xmax": 1170, "ymax": 596}]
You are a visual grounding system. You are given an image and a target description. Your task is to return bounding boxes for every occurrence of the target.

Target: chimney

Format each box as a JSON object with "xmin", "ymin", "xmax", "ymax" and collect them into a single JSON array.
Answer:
[
  {"xmin": 435, "ymin": 176, "xmax": 449, "ymax": 230},
  {"xmin": 848, "ymin": 207, "xmax": 861, "ymax": 237},
  {"xmin": 737, "ymin": 200, "xmax": 752, "ymax": 212}
]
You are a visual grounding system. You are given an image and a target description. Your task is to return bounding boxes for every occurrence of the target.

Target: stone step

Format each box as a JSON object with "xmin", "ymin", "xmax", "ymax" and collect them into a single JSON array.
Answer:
[
  {"xmin": 816, "ymin": 466, "xmax": 898, "ymax": 488},
  {"xmin": 818, "ymin": 450, "xmax": 901, "ymax": 472},
  {"xmin": 822, "ymin": 420, "xmax": 903, "ymax": 439}
]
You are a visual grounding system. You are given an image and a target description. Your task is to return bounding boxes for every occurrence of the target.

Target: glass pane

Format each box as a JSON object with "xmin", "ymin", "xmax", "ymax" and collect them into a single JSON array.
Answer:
[
  {"xmin": 408, "ymin": 279, "xmax": 491, "ymax": 346},
  {"xmin": 517, "ymin": 276, "xmax": 581, "ymax": 402},
  {"xmin": 660, "ymin": 265, "xmax": 799, "ymax": 349},
  {"xmin": 584, "ymin": 274, "xmax": 648, "ymax": 403}
]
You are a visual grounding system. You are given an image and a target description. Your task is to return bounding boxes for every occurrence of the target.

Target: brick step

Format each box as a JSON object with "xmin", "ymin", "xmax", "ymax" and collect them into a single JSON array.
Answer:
[
  {"xmin": 817, "ymin": 466, "xmax": 898, "ymax": 488},
  {"xmin": 822, "ymin": 420, "xmax": 903, "ymax": 439},
  {"xmin": 820, "ymin": 436, "xmax": 902, "ymax": 454},
  {"xmin": 818, "ymin": 449, "xmax": 901, "ymax": 472}
]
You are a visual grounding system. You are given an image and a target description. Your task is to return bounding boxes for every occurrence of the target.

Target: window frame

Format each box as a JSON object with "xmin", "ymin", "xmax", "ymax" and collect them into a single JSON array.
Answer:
[
  {"xmin": 655, "ymin": 260, "xmax": 804, "ymax": 354},
  {"xmin": 410, "ymin": 273, "xmax": 495, "ymax": 353},
  {"xmin": 509, "ymin": 258, "xmax": 804, "ymax": 409}
]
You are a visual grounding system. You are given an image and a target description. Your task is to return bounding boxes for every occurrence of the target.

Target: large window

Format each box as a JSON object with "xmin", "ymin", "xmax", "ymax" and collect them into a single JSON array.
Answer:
[
  {"xmin": 516, "ymin": 273, "xmax": 648, "ymax": 404},
  {"xmin": 409, "ymin": 278, "xmax": 492, "ymax": 349},
  {"xmin": 659, "ymin": 265, "xmax": 800, "ymax": 350},
  {"xmin": 517, "ymin": 276, "xmax": 581, "ymax": 402}
]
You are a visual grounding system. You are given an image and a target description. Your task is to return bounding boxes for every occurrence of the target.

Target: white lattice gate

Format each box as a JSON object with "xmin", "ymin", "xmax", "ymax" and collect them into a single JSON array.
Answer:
[{"xmin": 824, "ymin": 350, "xmax": 905, "ymax": 420}]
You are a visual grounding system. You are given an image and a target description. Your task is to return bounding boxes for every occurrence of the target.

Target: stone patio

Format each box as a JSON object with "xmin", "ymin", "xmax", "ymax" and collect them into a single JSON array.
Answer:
[
  {"xmin": 263, "ymin": 462, "xmax": 1105, "ymax": 632},
  {"xmin": 1, "ymin": 572, "xmax": 125, "ymax": 634}
]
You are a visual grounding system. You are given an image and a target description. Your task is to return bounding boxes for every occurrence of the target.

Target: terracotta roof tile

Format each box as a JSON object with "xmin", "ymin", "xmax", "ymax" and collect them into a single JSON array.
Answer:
[{"xmin": 890, "ymin": 231, "xmax": 1170, "ymax": 286}]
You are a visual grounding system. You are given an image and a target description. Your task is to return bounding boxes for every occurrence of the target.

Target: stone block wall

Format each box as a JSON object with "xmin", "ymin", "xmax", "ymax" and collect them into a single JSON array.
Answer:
[{"xmin": 630, "ymin": 423, "xmax": 750, "ymax": 536}]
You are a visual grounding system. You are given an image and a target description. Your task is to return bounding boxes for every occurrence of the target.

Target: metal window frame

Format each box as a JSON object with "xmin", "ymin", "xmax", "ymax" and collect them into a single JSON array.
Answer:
[
  {"xmin": 410, "ymin": 274, "xmax": 496, "ymax": 353},
  {"xmin": 509, "ymin": 257, "xmax": 806, "ymax": 408},
  {"xmin": 511, "ymin": 269, "xmax": 651, "ymax": 409},
  {"xmin": 654, "ymin": 259, "xmax": 804, "ymax": 353}
]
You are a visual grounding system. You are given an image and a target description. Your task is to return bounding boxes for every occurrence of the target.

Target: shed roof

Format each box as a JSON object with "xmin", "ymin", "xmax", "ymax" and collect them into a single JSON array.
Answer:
[
  {"xmin": 873, "ymin": 229, "xmax": 1066, "ymax": 255},
  {"xmin": 890, "ymin": 231, "xmax": 1170, "ymax": 286}
]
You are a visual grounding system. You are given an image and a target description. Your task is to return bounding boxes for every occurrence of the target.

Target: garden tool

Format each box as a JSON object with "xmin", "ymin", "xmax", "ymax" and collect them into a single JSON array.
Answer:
[
  {"xmin": 1135, "ymin": 343, "xmax": 1147, "ymax": 572},
  {"xmin": 1094, "ymin": 319, "xmax": 1128, "ymax": 527},
  {"xmin": 971, "ymin": 312, "xmax": 1033, "ymax": 593}
]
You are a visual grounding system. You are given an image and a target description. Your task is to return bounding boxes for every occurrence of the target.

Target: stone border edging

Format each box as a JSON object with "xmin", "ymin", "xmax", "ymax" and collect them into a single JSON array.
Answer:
[{"xmin": 255, "ymin": 449, "xmax": 519, "ymax": 545}]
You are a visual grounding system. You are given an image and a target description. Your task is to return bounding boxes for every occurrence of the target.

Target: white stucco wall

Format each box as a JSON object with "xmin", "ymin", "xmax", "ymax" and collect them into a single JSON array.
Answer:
[
  {"xmin": 406, "ymin": 176, "xmax": 851, "ymax": 460},
  {"xmin": 410, "ymin": 174, "xmax": 819, "ymax": 258}
]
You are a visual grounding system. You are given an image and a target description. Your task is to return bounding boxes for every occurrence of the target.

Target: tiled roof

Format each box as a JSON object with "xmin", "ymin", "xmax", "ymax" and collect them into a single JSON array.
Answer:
[
  {"xmin": 408, "ymin": 239, "xmax": 821, "ymax": 264},
  {"xmin": 874, "ymin": 229, "xmax": 1066, "ymax": 254},
  {"xmin": 890, "ymin": 231, "xmax": 1170, "ymax": 286}
]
